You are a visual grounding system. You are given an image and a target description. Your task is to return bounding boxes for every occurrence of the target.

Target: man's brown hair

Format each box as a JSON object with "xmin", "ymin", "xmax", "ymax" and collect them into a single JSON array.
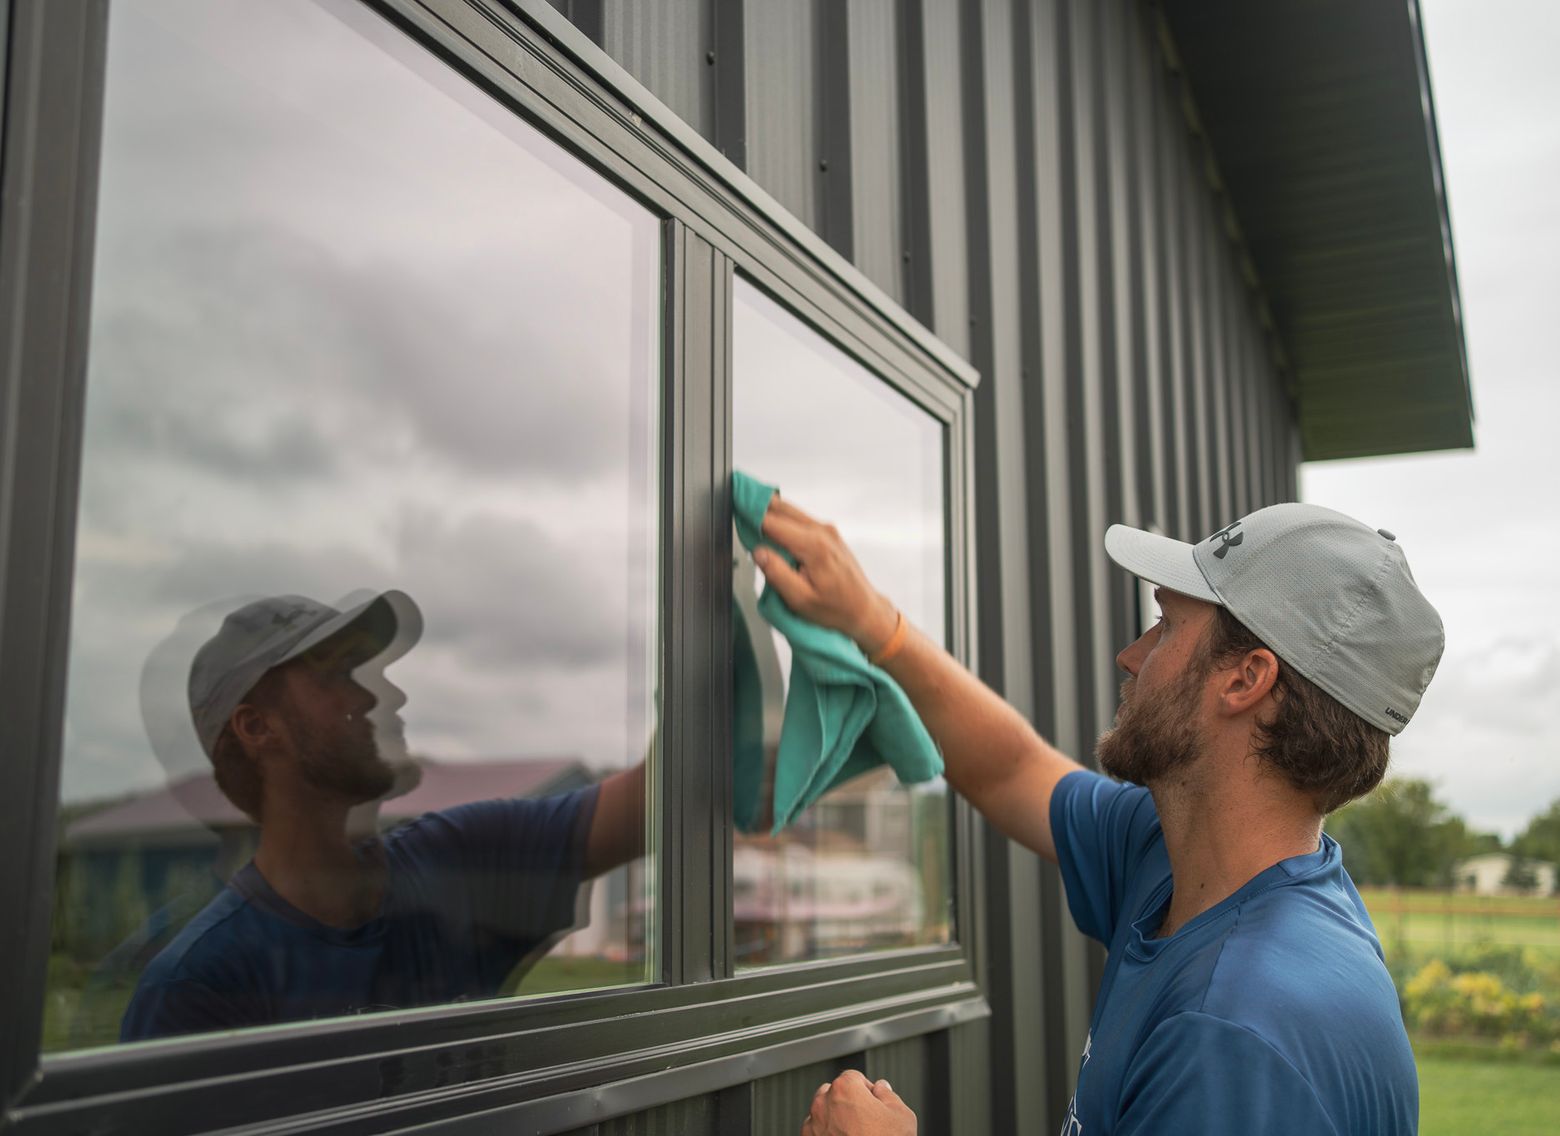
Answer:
[
  {"xmin": 206, "ymin": 668, "xmax": 287, "ymax": 823},
  {"xmin": 1200, "ymin": 606, "xmax": 1390, "ymax": 814}
]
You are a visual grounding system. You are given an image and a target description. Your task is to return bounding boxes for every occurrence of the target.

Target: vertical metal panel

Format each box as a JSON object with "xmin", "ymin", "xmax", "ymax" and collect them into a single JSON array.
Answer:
[
  {"xmin": 601, "ymin": 0, "xmax": 714, "ymax": 139},
  {"xmin": 1182, "ymin": 130, "xmax": 1214, "ymax": 536},
  {"xmin": 1104, "ymin": 0, "xmax": 1140, "ymax": 533},
  {"xmin": 1156, "ymin": 55, "xmax": 1190, "ymax": 541},
  {"xmin": 1224, "ymin": 263, "xmax": 1249, "ymax": 517},
  {"xmin": 945, "ymin": 1017, "xmax": 993, "ymax": 1136},
  {"xmin": 865, "ymin": 1037, "xmax": 934, "ymax": 1124},
  {"xmin": 916, "ymin": 0, "xmax": 971, "ymax": 356},
  {"xmin": 969, "ymin": 0, "xmax": 1048, "ymax": 1130},
  {"xmin": 1206, "ymin": 195, "xmax": 1233, "ymax": 525},
  {"xmin": 1129, "ymin": 2, "xmax": 1167, "ymax": 534},
  {"xmin": 1237, "ymin": 292, "xmax": 1259, "ymax": 513},
  {"xmin": 1098, "ymin": 0, "xmax": 1138, "ymax": 689},
  {"xmin": 712, "ymin": 0, "xmax": 745, "ymax": 166},
  {"xmin": 752, "ymin": 1057, "xmax": 853, "ymax": 1136},
  {"xmin": 1066, "ymin": 0, "xmax": 1118, "ymax": 749},
  {"xmin": 583, "ymin": 1095, "xmax": 720, "ymax": 1136},
  {"xmin": 814, "ymin": 0, "xmax": 852, "ymax": 258},
  {"xmin": 1045, "ymin": 0, "xmax": 1107, "ymax": 1113},
  {"xmin": 846, "ymin": 0, "xmax": 904, "ymax": 302},
  {"xmin": 742, "ymin": 0, "xmax": 816, "ymax": 229}
]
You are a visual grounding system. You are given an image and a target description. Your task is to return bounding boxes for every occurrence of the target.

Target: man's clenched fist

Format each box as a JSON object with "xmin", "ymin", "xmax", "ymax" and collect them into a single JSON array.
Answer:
[{"xmin": 800, "ymin": 1070, "xmax": 917, "ymax": 1136}]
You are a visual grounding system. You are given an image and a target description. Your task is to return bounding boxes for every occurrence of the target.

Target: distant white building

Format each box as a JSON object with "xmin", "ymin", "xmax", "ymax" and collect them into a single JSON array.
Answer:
[{"xmin": 1454, "ymin": 852, "xmax": 1557, "ymax": 897}]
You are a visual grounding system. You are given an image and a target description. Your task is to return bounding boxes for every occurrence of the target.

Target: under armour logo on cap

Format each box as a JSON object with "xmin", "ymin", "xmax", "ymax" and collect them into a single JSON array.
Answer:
[{"xmin": 1210, "ymin": 520, "xmax": 1244, "ymax": 559}]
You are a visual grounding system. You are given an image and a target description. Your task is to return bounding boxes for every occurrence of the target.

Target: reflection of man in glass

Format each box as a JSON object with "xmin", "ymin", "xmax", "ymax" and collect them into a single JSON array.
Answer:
[{"xmin": 121, "ymin": 591, "xmax": 645, "ymax": 1041}]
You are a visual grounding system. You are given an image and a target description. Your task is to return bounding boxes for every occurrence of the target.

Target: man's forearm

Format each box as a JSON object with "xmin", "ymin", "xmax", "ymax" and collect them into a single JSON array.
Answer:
[
  {"xmin": 752, "ymin": 496, "xmax": 1083, "ymax": 861},
  {"xmin": 583, "ymin": 762, "xmax": 646, "ymax": 877},
  {"xmin": 861, "ymin": 611, "xmax": 1082, "ymax": 862}
]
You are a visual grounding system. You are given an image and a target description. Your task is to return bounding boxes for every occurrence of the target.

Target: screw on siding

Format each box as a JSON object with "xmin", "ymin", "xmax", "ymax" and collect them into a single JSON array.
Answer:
[
  {"xmin": 902, "ymin": 251, "xmax": 912, "ymax": 262},
  {"xmin": 706, "ymin": 50, "xmax": 716, "ymax": 64},
  {"xmin": 818, "ymin": 158, "xmax": 829, "ymax": 171}
]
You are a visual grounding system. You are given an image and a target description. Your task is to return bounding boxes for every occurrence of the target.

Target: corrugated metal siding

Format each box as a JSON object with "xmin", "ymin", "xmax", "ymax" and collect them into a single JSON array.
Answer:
[
  {"xmin": 548, "ymin": 0, "xmax": 1297, "ymax": 1131},
  {"xmin": 915, "ymin": 0, "xmax": 970, "ymax": 356},
  {"xmin": 561, "ymin": 1096, "xmax": 721, "ymax": 1136},
  {"xmin": 742, "ymin": 1, "xmax": 816, "ymax": 230},
  {"xmin": 845, "ymin": 0, "xmax": 903, "ymax": 301},
  {"xmin": 752, "ymin": 1057, "xmax": 853, "ymax": 1136},
  {"xmin": 865, "ymin": 1037, "xmax": 934, "ymax": 1123},
  {"xmin": 600, "ymin": 0, "xmax": 714, "ymax": 138}
]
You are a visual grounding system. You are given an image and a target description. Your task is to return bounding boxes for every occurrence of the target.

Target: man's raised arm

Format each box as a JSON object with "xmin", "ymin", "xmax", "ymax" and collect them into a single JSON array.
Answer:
[{"xmin": 756, "ymin": 495, "xmax": 1082, "ymax": 862}]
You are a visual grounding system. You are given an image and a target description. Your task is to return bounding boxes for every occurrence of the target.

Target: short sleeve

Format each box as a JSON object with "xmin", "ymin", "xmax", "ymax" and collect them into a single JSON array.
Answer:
[
  {"xmin": 394, "ymin": 785, "xmax": 601, "ymax": 943},
  {"xmin": 1048, "ymin": 769, "xmax": 1160, "ymax": 944},
  {"xmin": 1115, "ymin": 1013, "xmax": 1339, "ymax": 1136},
  {"xmin": 121, "ymin": 979, "xmax": 253, "ymax": 1041}
]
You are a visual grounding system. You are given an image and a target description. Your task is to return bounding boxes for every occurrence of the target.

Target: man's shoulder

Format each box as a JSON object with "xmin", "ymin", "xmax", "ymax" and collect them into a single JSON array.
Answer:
[
  {"xmin": 137, "ymin": 885, "xmax": 267, "ymax": 988},
  {"xmin": 1202, "ymin": 875, "xmax": 1409, "ymax": 1068}
]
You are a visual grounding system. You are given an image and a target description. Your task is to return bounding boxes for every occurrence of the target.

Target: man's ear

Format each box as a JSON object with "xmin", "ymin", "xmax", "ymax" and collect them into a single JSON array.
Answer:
[
  {"xmin": 230, "ymin": 702, "xmax": 279, "ymax": 754},
  {"xmin": 1216, "ymin": 647, "xmax": 1280, "ymax": 717}
]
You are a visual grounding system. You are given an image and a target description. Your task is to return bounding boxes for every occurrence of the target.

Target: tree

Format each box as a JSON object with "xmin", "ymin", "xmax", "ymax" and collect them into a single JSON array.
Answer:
[
  {"xmin": 1325, "ymin": 778, "xmax": 1485, "ymax": 888},
  {"xmin": 1502, "ymin": 856, "xmax": 1539, "ymax": 895},
  {"xmin": 1512, "ymin": 799, "xmax": 1560, "ymax": 865}
]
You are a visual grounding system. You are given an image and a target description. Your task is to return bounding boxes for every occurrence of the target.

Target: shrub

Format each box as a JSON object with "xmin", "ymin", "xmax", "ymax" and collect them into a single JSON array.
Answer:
[{"xmin": 1402, "ymin": 957, "xmax": 1560, "ymax": 1047}]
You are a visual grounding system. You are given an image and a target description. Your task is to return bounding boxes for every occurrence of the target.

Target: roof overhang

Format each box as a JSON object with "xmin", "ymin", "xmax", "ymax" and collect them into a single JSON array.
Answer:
[{"xmin": 1162, "ymin": 0, "xmax": 1473, "ymax": 461}]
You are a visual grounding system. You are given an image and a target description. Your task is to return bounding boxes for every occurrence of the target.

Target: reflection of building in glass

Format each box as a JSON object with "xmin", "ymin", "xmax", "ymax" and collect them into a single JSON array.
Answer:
[{"xmin": 734, "ymin": 769, "xmax": 949, "ymax": 964}]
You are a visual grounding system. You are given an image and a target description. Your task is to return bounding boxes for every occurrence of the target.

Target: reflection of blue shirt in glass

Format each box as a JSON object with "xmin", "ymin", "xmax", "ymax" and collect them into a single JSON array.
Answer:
[
  {"xmin": 121, "ymin": 787, "xmax": 598, "ymax": 1040},
  {"xmin": 1051, "ymin": 770, "xmax": 1416, "ymax": 1136}
]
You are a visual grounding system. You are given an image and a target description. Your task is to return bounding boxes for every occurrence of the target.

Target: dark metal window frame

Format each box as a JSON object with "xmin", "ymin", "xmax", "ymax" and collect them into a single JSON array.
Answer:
[{"xmin": 0, "ymin": 1, "xmax": 985, "ymax": 1133}]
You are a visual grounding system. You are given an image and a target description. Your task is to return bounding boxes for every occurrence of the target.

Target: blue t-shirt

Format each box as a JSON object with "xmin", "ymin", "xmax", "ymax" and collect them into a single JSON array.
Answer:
[
  {"xmin": 122, "ymin": 787, "xmax": 598, "ymax": 1040},
  {"xmin": 1051, "ymin": 770, "xmax": 1416, "ymax": 1136}
]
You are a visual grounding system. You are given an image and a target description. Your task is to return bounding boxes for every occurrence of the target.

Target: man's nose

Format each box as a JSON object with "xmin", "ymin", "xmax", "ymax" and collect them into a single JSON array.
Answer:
[{"xmin": 1116, "ymin": 633, "xmax": 1148, "ymax": 677}]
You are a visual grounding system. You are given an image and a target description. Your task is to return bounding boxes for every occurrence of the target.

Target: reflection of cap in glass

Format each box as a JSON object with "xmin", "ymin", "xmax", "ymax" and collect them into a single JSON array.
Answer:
[
  {"xmin": 1104, "ymin": 503, "xmax": 1444, "ymax": 736},
  {"xmin": 187, "ymin": 590, "xmax": 422, "ymax": 756}
]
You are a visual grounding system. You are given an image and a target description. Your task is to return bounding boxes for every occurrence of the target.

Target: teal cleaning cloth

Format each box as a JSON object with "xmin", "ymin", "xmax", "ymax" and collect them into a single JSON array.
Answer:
[{"xmin": 731, "ymin": 471, "xmax": 943, "ymax": 833}]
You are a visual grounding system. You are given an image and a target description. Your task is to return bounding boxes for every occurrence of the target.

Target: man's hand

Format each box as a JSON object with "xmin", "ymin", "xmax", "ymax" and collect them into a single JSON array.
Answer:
[
  {"xmin": 801, "ymin": 1071, "xmax": 917, "ymax": 1136},
  {"xmin": 753, "ymin": 493, "xmax": 1084, "ymax": 863},
  {"xmin": 755, "ymin": 496, "xmax": 901, "ymax": 655}
]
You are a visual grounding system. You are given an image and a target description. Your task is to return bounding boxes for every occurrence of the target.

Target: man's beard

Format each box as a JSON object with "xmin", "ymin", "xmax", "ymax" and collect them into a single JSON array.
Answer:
[
  {"xmin": 1095, "ymin": 662, "xmax": 1207, "ymax": 786},
  {"xmin": 295, "ymin": 716, "xmax": 398, "ymax": 804}
]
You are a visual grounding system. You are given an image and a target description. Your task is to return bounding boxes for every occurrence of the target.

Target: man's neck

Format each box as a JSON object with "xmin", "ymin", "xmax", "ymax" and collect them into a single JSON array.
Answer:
[
  {"xmin": 252, "ymin": 789, "xmax": 385, "ymax": 929},
  {"xmin": 1148, "ymin": 761, "xmax": 1322, "ymax": 939}
]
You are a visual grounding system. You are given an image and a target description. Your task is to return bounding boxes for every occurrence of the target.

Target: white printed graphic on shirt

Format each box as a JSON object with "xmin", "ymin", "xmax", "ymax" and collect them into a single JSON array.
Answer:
[{"xmin": 1058, "ymin": 1030, "xmax": 1092, "ymax": 1136}]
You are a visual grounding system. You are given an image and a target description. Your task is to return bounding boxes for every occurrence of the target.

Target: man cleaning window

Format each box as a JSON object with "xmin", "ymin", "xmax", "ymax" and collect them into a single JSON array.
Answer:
[{"xmin": 758, "ymin": 495, "xmax": 1439, "ymax": 1136}]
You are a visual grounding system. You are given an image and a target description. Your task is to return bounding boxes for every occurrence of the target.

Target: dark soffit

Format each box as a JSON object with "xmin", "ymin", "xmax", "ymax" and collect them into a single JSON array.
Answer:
[{"xmin": 1162, "ymin": 0, "xmax": 1473, "ymax": 461}]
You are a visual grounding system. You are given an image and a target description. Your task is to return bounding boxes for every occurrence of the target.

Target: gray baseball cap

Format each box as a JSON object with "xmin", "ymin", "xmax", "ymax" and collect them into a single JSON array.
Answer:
[
  {"xmin": 1104, "ymin": 504, "xmax": 1444, "ymax": 735},
  {"xmin": 188, "ymin": 590, "xmax": 423, "ymax": 756}
]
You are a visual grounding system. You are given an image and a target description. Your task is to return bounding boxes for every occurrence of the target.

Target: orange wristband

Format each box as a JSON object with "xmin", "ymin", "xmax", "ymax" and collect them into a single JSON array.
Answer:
[{"xmin": 869, "ymin": 610, "xmax": 908, "ymax": 667}]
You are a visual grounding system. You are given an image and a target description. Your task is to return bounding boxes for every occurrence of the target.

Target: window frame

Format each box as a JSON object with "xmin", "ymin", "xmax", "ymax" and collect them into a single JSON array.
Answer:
[{"xmin": 0, "ymin": 0, "xmax": 987, "ymax": 1131}]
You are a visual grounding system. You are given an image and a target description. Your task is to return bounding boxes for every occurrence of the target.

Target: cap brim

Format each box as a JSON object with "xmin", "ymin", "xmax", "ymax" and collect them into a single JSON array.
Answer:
[
  {"xmin": 1103, "ymin": 525, "xmax": 1221, "ymax": 604},
  {"xmin": 281, "ymin": 589, "xmax": 424, "ymax": 667}
]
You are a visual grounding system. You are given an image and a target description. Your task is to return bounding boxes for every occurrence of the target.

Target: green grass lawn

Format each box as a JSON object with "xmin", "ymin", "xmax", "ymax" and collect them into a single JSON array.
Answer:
[{"xmin": 1418, "ymin": 1052, "xmax": 1560, "ymax": 1135}]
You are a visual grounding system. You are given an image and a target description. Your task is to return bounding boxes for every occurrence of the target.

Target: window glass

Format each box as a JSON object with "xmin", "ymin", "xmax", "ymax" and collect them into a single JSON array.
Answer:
[
  {"xmin": 45, "ymin": 0, "xmax": 659, "ymax": 1051},
  {"xmin": 732, "ymin": 279, "xmax": 951, "ymax": 967}
]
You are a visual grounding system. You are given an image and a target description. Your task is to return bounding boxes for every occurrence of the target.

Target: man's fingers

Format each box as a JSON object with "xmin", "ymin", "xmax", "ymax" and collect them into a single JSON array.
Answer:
[
  {"xmin": 753, "ymin": 547, "xmax": 812, "ymax": 607},
  {"xmin": 766, "ymin": 493, "xmax": 820, "ymax": 526},
  {"xmin": 760, "ymin": 508, "xmax": 824, "ymax": 557},
  {"xmin": 831, "ymin": 1069, "xmax": 871, "ymax": 1096}
]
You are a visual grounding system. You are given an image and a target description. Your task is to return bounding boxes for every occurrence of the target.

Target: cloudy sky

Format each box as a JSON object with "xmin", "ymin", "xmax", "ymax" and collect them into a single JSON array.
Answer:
[
  {"xmin": 64, "ymin": 0, "xmax": 664, "ymax": 801},
  {"xmin": 1303, "ymin": 0, "xmax": 1560, "ymax": 839},
  {"xmin": 63, "ymin": 0, "xmax": 949, "ymax": 812}
]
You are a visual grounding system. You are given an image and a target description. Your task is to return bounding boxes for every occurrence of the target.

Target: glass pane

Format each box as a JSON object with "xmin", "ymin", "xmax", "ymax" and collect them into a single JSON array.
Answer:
[
  {"xmin": 45, "ymin": 0, "xmax": 659, "ymax": 1051},
  {"xmin": 731, "ymin": 280, "xmax": 951, "ymax": 967}
]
